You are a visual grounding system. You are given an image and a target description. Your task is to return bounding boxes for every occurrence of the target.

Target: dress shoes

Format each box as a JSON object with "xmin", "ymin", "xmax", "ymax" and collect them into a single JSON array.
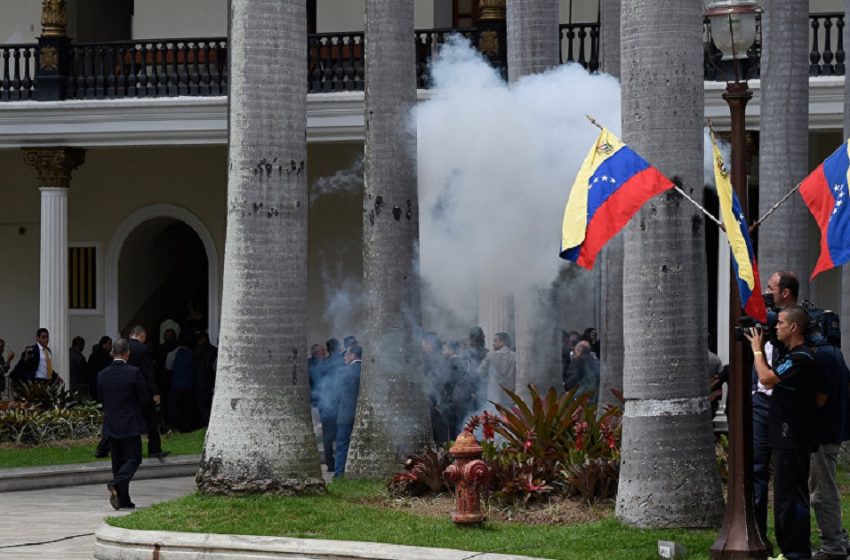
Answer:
[
  {"xmin": 106, "ymin": 482, "xmax": 120, "ymax": 510},
  {"xmin": 148, "ymin": 450, "xmax": 171, "ymax": 459}
]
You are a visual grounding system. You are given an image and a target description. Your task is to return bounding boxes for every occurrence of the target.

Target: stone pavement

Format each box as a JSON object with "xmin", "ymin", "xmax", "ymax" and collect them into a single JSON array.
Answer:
[{"xmin": 0, "ymin": 476, "xmax": 196, "ymax": 559}]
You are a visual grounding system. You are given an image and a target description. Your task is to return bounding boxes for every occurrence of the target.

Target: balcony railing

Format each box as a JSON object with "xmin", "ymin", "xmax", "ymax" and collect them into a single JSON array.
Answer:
[
  {"xmin": 0, "ymin": 44, "xmax": 36, "ymax": 101},
  {"xmin": 0, "ymin": 13, "xmax": 844, "ymax": 102}
]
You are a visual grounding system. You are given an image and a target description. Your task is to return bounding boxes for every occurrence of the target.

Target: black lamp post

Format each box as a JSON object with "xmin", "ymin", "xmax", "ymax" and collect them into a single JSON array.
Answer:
[{"xmin": 705, "ymin": 1, "xmax": 769, "ymax": 559}]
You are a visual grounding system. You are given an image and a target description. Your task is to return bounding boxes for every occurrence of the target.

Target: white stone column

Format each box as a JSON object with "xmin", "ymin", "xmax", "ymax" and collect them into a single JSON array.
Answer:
[
  {"xmin": 39, "ymin": 187, "xmax": 70, "ymax": 384},
  {"xmin": 23, "ymin": 148, "xmax": 85, "ymax": 387},
  {"xmin": 477, "ymin": 285, "xmax": 514, "ymax": 349}
]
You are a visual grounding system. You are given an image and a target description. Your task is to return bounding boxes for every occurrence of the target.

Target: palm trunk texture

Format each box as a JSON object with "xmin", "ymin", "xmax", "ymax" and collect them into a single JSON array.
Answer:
[
  {"xmin": 616, "ymin": 0, "xmax": 723, "ymax": 527},
  {"xmin": 196, "ymin": 0, "xmax": 324, "ymax": 495},
  {"xmin": 598, "ymin": 0, "xmax": 624, "ymax": 413},
  {"xmin": 508, "ymin": 0, "xmax": 564, "ymax": 399},
  {"xmin": 758, "ymin": 0, "xmax": 810, "ymax": 294},
  {"xmin": 345, "ymin": 0, "xmax": 433, "ymax": 478}
]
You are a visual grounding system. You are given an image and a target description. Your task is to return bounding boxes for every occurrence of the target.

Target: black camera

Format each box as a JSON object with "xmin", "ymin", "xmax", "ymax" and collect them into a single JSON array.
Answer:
[{"xmin": 733, "ymin": 293, "xmax": 778, "ymax": 342}]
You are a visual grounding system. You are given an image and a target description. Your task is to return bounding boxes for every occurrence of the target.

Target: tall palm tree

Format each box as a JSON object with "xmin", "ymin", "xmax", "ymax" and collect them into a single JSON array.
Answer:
[
  {"xmin": 507, "ymin": 0, "xmax": 563, "ymax": 399},
  {"xmin": 196, "ymin": 0, "xmax": 324, "ymax": 495},
  {"xmin": 616, "ymin": 0, "xmax": 723, "ymax": 527},
  {"xmin": 345, "ymin": 0, "xmax": 433, "ymax": 478},
  {"xmin": 758, "ymin": 0, "xmax": 809, "ymax": 294},
  {"xmin": 506, "ymin": 0, "xmax": 560, "ymax": 82},
  {"xmin": 597, "ymin": 0, "xmax": 623, "ymax": 412}
]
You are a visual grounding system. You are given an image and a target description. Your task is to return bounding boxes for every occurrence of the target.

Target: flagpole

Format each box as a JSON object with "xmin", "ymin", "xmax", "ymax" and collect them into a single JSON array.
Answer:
[{"xmin": 584, "ymin": 115, "xmax": 726, "ymax": 230}]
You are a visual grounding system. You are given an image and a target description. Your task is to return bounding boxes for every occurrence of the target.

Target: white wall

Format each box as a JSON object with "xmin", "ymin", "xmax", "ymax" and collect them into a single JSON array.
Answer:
[
  {"xmin": 133, "ymin": 0, "xmax": 227, "ymax": 39},
  {"xmin": 0, "ymin": 0, "xmax": 42, "ymax": 43}
]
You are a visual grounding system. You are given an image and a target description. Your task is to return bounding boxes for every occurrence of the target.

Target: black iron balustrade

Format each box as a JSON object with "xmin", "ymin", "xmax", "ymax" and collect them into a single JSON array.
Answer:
[
  {"xmin": 559, "ymin": 22, "xmax": 599, "ymax": 72},
  {"xmin": 705, "ymin": 12, "xmax": 845, "ymax": 80},
  {"xmin": 66, "ymin": 38, "xmax": 227, "ymax": 99},
  {"xmin": 0, "ymin": 44, "xmax": 36, "ymax": 101},
  {"xmin": 810, "ymin": 12, "xmax": 845, "ymax": 76},
  {"xmin": 1, "ymin": 12, "xmax": 846, "ymax": 102}
]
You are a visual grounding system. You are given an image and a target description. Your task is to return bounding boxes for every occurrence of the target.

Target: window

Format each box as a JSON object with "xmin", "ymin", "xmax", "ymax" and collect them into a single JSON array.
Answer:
[
  {"xmin": 453, "ymin": 0, "xmax": 480, "ymax": 28},
  {"xmin": 69, "ymin": 245, "xmax": 98, "ymax": 311}
]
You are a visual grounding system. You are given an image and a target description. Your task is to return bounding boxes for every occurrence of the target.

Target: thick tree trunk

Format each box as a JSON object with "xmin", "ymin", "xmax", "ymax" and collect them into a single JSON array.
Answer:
[
  {"xmin": 507, "ymin": 0, "xmax": 563, "ymax": 399},
  {"xmin": 346, "ymin": 0, "xmax": 433, "ymax": 478},
  {"xmin": 196, "ymin": 0, "xmax": 323, "ymax": 495},
  {"xmin": 506, "ymin": 0, "xmax": 560, "ymax": 82},
  {"xmin": 616, "ymin": 0, "xmax": 723, "ymax": 527},
  {"xmin": 758, "ymin": 0, "xmax": 810, "ymax": 294},
  {"xmin": 597, "ymin": 0, "xmax": 623, "ymax": 412}
]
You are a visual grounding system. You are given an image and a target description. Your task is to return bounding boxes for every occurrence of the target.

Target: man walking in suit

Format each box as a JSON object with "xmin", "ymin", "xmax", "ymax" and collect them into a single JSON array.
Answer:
[
  {"xmin": 128, "ymin": 325, "xmax": 170, "ymax": 458},
  {"xmin": 98, "ymin": 338, "xmax": 149, "ymax": 509}
]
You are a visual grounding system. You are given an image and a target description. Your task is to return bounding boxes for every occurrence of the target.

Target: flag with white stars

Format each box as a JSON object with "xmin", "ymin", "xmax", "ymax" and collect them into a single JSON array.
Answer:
[
  {"xmin": 800, "ymin": 140, "xmax": 850, "ymax": 279},
  {"xmin": 560, "ymin": 128, "xmax": 673, "ymax": 269}
]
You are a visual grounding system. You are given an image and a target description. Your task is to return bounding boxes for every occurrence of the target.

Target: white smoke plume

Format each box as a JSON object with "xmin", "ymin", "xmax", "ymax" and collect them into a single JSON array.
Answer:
[{"xmin": 416, "ymin": 37, "xmax": 621, "ymax": 329}]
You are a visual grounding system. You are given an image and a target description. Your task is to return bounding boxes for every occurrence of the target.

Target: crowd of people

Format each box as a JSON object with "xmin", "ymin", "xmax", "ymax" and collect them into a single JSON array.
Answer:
[{"xmin": 307, "ymin": 325, "xmax": 603, "ymax": 476}]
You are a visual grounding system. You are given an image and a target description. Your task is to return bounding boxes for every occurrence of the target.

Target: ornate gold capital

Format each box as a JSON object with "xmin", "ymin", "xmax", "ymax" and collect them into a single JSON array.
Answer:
[
  {"xmin": 22, "ymin": 148, "xmax": 85, "ymax": 189},
  {"xmin": 479, "ymin": 0, "xmax": 506, "ymax": 21},
  {"xmin": 41, "ymin": 0, "xmax": 68, "ymax": 38}
]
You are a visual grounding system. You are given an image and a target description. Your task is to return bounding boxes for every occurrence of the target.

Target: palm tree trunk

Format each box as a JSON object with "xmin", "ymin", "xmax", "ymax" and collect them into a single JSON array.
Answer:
[
  {"xmin": 616, "ymin": 0, "xmax": 723, "ymax": 527},
  {"xmin": 597, "ymin": 0, "xmax": 623, "ymax": 412},
  {"xmin": 506, "ymin": 0, "xmax": 560, "ymax": 82},
  {"xmin": 345, "ymin": 0, "xmax": 433, "ymax": 478},
  {"xmin": 757, "ymin": 0, "xmax": 810, "ymax": 294},
  {"xmin": 507, "ymin": 0, "xmax": 563, "ymax": 399},
  {"xmin": 196, "ymin": 0, "xmax": 323, "ymax": 495}
]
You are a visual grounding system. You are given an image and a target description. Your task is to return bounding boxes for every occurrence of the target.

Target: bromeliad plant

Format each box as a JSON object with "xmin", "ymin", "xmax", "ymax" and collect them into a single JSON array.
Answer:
[{"xmin": 465, "ymin": 385, "xmax": 623, "ymax": 504}]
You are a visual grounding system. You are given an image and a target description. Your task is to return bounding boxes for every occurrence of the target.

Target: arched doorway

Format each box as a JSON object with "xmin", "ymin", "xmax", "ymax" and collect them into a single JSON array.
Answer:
[
  {"xmin": 118, "ymin": 219, "xmax": 207, "ymax": 339},
  {"xmin": 105, "ymin": 204, "xmax": 220, "ymax": 343}
]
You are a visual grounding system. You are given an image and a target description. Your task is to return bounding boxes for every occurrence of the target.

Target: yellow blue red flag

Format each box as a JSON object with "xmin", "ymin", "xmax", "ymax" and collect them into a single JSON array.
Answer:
[
  {"xmin": 559, "ymin": 128, "xmax": 673, "ymax": 269},
  {"xmin": 799, "ymin": 140, "xmax": 850, "ymax": 280},
  {"xmin": 711, "ymin": 130, "xmax": 767, "ymax": 323}
]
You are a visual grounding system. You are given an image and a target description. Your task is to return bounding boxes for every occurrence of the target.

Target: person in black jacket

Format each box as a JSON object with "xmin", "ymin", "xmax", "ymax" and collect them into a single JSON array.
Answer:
[
  {"xmin": 128, "ymin": 325, "xmax": 169, "ymax": 459},
  {"xmin": 97, "ymin": 338, "xmax": 149, "ymax": 509},
  {"xmin": 746, "ymin": 306, "xmax": 820, "ymax": 560}
]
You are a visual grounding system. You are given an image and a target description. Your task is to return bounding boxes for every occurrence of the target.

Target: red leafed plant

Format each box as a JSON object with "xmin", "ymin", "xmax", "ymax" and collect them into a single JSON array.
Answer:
[{"xmin": 387, "ymin": 445, "xmax": 452, "ymax": 496}]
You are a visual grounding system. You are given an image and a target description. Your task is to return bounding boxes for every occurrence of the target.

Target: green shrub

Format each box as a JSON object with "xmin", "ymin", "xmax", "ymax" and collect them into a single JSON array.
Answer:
[{"xmin": 12, "ymin": 381, "xmax": 86, "ymax": 411}]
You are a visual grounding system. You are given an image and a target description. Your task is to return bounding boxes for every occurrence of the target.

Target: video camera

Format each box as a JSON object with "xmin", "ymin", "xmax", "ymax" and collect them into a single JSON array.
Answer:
[
  {"xmin": 733, "ymin": 293, "xmax": 777, "ymax": 343},
  {"xmin": 733, "ymin": 293, "xmax": 841, "ymax": 347}
]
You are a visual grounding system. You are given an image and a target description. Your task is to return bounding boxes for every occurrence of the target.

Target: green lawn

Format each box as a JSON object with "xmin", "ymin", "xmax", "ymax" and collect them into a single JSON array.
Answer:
[
  {"xmin": 0, "ymin": 429, "xmax": 206, "ymax": 469},
  {"xmin": 110, "ymin": 479, "xmax": 719, "ymax": 560}
]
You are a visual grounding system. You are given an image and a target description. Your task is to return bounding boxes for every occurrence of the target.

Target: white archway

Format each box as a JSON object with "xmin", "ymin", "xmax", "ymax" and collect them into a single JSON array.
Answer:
[{"xmin": 105, "ymin": 203, "xmax": 220, "ymax": 343}]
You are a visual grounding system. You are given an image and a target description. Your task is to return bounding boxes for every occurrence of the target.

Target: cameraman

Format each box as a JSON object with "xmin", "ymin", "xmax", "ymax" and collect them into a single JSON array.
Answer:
[
  {"xmin": 751, "ymin": 270, "xmax": 799, "ymax": 541},
  {"xmin": 746, "ymin": 305, "xmax": 819, "ymax": 560}
]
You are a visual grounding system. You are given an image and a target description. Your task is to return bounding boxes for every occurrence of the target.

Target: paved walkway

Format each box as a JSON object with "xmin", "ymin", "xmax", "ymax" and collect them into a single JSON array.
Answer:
[{"xmin": 0, "ymin": 476, "xmax": 196, "ymax": 559}]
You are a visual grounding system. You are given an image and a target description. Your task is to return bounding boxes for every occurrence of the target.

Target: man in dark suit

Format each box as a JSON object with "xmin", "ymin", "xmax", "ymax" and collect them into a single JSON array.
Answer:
[
  {"xmin": 98, "ymin": 338, "xmax": 149, "ymax": 509},
  {"xmin": 9, "ymin": 328, "xmax": 59, "ymax": 386},
  {"xmin": 334, "ymin": 343, "xmax": 362, "ymax": 478},
  {"xmin": 128, "ymin": 325, "xmax": 170, "ymax": 459}
]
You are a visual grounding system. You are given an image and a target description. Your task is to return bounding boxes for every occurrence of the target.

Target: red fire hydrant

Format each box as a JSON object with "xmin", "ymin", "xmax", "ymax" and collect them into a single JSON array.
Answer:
[{"xmin": 443, "ymin": 429, "xmax": 489, "ymax": 525}]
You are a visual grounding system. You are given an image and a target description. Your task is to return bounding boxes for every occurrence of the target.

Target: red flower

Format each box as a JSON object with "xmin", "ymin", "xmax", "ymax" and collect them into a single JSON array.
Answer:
[{"xmin": 523, "ymin": 429, "xmax": 536, "ymax": 452}]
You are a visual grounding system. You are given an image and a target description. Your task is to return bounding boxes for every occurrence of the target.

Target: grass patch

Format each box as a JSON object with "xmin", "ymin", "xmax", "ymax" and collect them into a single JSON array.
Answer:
[
  {"xmin": 0, "ymin": 429, "xmax": 206, "ymax": 469},
  {"xmin": 110, "ymin": 479, "xmax": 718, "ymax": 560}
]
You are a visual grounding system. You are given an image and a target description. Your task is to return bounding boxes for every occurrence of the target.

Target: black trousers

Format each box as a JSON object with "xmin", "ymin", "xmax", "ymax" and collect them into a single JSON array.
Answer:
[
  {"xmin": 110, "ymin": 436, "xmax": 142, "ymax": 506},
  {"xmin": 141, "ymin": 402, "xmax": 162, "ymax": 453},
  {"xmin": 772, "ymin": 446, "xmax": 812, "ymax": 560}
]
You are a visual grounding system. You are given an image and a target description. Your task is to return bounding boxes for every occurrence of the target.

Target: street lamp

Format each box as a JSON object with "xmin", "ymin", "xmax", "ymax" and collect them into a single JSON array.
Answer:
[{"xmin": 704, "ymin": 1, "xmax": 768, "ymax": 559}]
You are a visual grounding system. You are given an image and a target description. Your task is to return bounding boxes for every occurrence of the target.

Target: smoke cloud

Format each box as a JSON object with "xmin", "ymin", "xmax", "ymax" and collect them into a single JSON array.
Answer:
[{"xmin": 416, "ymin": 37, "xmax": 621, "ymax": 333}]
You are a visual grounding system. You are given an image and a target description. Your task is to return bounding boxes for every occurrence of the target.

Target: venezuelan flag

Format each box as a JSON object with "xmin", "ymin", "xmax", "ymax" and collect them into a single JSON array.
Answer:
[
  {"xmin": 711, "ymin": 131, "xmax": 767, "ymax": 323},
  {"xmin": 559, "ymin": 128, "xmax": 673, "ymax": 269},
  {"xmin": 800, "ymin": 140, "xmax": 850, "ymax": 280}
]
